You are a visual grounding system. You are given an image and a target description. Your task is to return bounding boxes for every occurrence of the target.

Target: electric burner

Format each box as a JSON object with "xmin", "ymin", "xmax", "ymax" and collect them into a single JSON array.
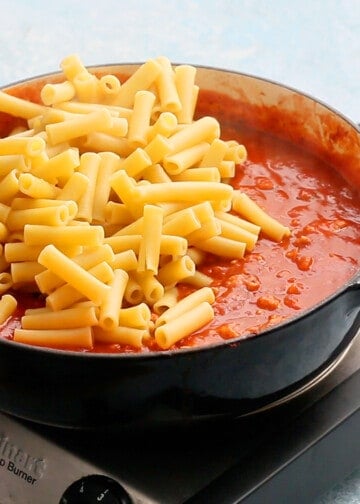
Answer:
[{"xmin": 0, "ymin": 333, "xmax": 359, "ymax": 504}]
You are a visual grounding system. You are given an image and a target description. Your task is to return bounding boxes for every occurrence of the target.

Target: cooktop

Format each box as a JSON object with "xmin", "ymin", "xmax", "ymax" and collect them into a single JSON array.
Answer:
[{"xmin": 0, "ymin": 333, "xmax": 359, "ymax": 504}]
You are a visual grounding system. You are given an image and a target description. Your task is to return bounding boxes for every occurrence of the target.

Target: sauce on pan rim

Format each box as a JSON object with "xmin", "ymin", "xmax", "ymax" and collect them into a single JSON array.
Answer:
[{"xmin": 0, "ymin": 86, "xmax": 359, "ymax": 353}]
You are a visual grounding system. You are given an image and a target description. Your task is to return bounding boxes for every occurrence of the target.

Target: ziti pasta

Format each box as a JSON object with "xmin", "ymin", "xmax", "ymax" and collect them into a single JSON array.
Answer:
[{"xmin": 0, "ymin": 54, "xmax": 290, "ymax": 351}]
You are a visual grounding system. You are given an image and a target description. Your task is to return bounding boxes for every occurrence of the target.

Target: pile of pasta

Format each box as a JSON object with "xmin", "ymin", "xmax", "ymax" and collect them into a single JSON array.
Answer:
[{"xmin": 0, "ymin": 54, "xmax": 290, "ymax": 351}]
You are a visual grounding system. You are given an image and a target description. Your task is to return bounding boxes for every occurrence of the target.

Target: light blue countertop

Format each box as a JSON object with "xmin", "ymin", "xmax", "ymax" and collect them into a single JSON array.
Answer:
[{"xmin": 1, "ymin": 1, "xmax": 360, "ymax": 502}]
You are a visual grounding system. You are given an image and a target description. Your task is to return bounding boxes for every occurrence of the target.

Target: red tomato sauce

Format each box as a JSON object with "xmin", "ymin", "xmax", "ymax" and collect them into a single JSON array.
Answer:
[
  {"xmin": 182, "ymin": 124, "xmax": 360, "ymax": 349},
  {"xmin": 1, "ymin": 86, "xmax": 360, "ymax": 353}
]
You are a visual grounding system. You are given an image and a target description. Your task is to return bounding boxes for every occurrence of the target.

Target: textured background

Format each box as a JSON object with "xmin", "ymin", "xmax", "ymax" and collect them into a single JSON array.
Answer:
[
  {"xmin": 0, "ymin": 1, "xmax": 359, "ymax": 502},
  {"xmin": 1, "ymin": 0, "xmax": 359, "ymax": 123}
]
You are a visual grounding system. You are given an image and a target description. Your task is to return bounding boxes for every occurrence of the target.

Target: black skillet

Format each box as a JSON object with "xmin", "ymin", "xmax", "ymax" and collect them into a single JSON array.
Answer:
[{"xmin": 0, "ymin": 64, "xmax": 359, "ymax": 429}]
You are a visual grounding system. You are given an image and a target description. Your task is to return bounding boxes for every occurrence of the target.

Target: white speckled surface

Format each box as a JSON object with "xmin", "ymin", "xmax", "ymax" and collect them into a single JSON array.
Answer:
[{"xmin": 1, "ymin": 1, "xmax": 359, "ymax": 502}]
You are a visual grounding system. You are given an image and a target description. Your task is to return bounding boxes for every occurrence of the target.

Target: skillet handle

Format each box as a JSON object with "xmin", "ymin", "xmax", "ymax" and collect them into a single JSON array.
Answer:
[
  {"xmin": 325, "ymin": 279, "xmax": 360, "ymax": 351},
  {"xmin": 341, "ymin": 277, "xmax": 360, "ymax": 314}
]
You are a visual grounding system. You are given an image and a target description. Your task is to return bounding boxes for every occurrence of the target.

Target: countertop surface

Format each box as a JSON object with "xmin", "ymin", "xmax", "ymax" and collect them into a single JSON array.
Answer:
[{"xmin": 0, "ymin": 1, "xmax": 359, "ymax": 502}]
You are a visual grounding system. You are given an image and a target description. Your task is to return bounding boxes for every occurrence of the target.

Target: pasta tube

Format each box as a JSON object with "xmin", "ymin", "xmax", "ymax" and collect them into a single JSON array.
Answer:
[
  {"xmin": 0, "ymin": 294, "xmax": 17, "ymax": 324},
  {"xmin": 13, "ymin": 327, "xmax": 93, "ymax": 349},
  {"xmin": 232, "ymin": 191, "xmax": 291, "ymax": 242},
  {"xmin": 99, "ymin": 269, "xmax": 129, "ymax": 330},
  {"xmin": 38, "ymin": 244, "xmax": 110, "ymax": 305},
  {"xmin": 156, "ymin": 286, "xmax": 215, "ymax": 326},
  {"xmin": 155, "ymin": 301, "xmax": 214, "ymax": 350},
  {"xmin": 21, "ymin": 305, "xmax": 98, "ymax": 329}
]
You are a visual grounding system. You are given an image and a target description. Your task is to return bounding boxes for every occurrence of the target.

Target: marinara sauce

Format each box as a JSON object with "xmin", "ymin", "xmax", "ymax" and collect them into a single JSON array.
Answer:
[
  {"xmin": 185, "ymin": 119, "xmax": 360, "ymax": 349},
  {"xmin": 1, "ymin": 88, "xmax": 360, "ymax": 353}
]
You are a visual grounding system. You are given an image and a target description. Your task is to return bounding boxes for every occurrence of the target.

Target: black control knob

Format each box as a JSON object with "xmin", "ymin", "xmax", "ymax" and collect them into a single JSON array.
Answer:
[{"xmin": 59, "ymin": 474, "xmax": 132, "ymax": 504}]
